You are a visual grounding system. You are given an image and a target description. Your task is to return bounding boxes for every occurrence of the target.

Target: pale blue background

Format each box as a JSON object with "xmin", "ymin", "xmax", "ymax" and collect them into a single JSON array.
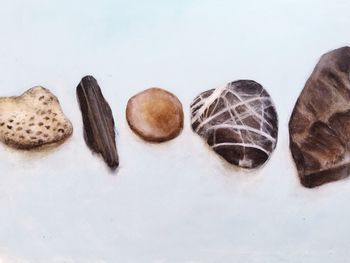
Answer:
[{"xmin": 0, "ymin": 0, "xmax": 349, "ymax": 262}]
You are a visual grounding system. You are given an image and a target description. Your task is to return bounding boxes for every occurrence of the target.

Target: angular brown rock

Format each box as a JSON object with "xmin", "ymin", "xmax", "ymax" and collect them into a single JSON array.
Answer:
[
  {"xmin": 126, "ymin": 88, "xmax": 184, "ymax": 142},
  {"xmin": 0, "ymin": 86, "xmax": 73, "ymax": 149},
  {"xmin": 77, "ymin": 76, "xmax": 119, "ymax": 169},
  {"xmin": 191, "ymin": 80, "xmax": 278, "ymax": 169},
  {"xmin": 289, "ymin": 46, "xmax": 350, "ymax": 188}
]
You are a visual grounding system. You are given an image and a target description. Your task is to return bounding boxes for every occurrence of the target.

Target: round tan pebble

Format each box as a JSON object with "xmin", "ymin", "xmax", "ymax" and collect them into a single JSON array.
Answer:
[{"xmin": 126, "ymin": 88, "xmax": 184, "ymax": 142}]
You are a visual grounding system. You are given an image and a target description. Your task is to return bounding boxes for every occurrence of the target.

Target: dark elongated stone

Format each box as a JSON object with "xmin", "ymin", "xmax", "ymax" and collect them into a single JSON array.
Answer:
[
  {"xmin": 289, "ymin": 47, "xmax": 350, "ymax": 188},
  {"xmin": 76, "ymin": 76, "xmax": 119, "ymax": 169},
  {"xmin": 191, "ymin": 80, "xmax": 278, "ymax": 169}
]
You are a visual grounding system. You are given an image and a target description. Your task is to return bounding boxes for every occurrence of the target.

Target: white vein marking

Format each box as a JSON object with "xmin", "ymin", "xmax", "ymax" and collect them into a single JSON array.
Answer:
[
  {"xmin": 212, "ymin": 142, "xmax": 270, "ymax": 155},
  {"xmin": 225, "ymin": 88, "xmax": 273, "ymax": 129},
  {"xmin": 191, "ymin": 85, "xmax": 226, "ymax": 123},
  {"xmin": 193, "ymin": 96, "xmax": 271, "ymax": 128},
  {"xmin": 221, "ymin": 96, "xmax": 246, "ymax": 156},
  {"xmin": 207, "ymin": 124, "xmax": 276, "ymax": 142}
]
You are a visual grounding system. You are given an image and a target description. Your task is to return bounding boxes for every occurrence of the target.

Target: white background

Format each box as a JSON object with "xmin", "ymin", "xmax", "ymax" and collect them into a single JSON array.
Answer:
[{"xmin": 0, "ymin": 0, "xmax": 349, "ymax": 262}]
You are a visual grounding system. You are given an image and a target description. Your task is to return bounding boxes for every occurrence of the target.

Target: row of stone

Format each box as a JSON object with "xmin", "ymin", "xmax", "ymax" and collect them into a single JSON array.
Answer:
[
  {"xmin": 0, "ymin": 76, "xmax": 277, "ymax": 171},
  {"xmin": 0, "ymin": 46, "xmax": 348, "ymax": 188}
]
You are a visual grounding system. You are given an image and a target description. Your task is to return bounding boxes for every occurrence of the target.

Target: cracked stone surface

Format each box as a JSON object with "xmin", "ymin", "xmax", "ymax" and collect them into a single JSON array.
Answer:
[{"xmin": 289, "ymin": 46, "xmax": 350, "ymax": 188}]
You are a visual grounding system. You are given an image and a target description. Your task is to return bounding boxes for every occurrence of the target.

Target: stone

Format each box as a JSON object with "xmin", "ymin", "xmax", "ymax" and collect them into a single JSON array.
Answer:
[
  {"xmin": 191, "ymin": 80, "xmax": 278, "ymax": 169},
  {"xmin": 126, "ymin": 88, "xmax": 184, "ymax": 142},
  {"xmin": 77, "ymin": 76, "xmax": 119, "ymax": 169},
  {"xmin": 289, "ymin": 46, "xmax": 350, "ymax": 188},
  {"xmin": 0, "ymin": 86, "xmax": 73, "ymax": 149}
]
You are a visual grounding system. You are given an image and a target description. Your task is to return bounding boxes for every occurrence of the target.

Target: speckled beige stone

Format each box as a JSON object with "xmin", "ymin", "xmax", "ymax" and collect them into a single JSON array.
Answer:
[{"xmin": 0, "ymin": 86, "xmax": 73, "ymax": 149}]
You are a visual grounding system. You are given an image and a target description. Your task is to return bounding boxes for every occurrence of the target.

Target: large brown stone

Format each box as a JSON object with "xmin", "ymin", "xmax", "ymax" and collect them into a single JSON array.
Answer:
[{"xmin": 289, "ymin": 47, "xmax": 350, "ymax": 188}]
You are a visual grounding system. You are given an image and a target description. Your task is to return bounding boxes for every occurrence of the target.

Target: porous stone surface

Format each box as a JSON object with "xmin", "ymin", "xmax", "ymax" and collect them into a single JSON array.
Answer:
[
  {"xmin": 0, "ymin": 86, "xmax": 73, "ymax": 149},
  {"xmin": 126, "ymin": 88, "xmax": 184, "ymax": 142},
  {"xmin": 289, "ymin": 46, "xmax": 350, "ymax": 188},
  {"xmin": 191, "ymin": 80, "xmax": 278, "ymax": 169}
]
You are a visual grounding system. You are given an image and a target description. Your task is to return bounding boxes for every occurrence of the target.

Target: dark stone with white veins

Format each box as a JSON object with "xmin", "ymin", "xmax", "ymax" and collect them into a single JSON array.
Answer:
[
  {"xmin": 289, "ymin": 47, "xmax": 350, "ymax": 188},
  {"xmin": 191, "ymin": 80, "xmax": 278, "ymax": 169}
]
